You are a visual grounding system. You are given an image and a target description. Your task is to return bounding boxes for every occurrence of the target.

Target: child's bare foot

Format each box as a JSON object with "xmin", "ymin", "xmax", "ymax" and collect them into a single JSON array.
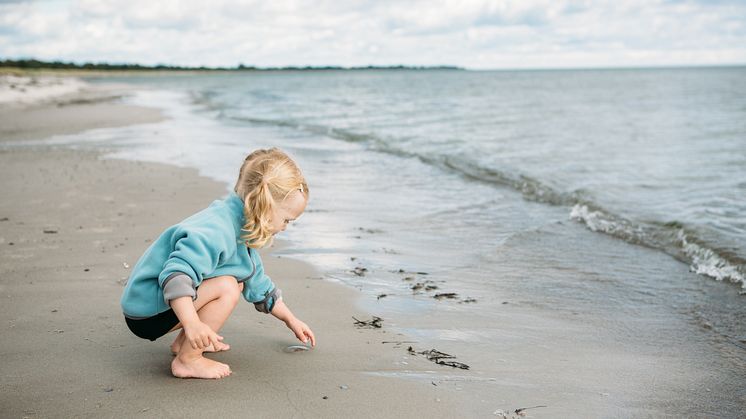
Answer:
[
  {"xmin": 170, "ymin": 331, "xmax": 186, "ymax": 354},
  {"xmin": 203, "ymin": 341, "xmax": 231, "ymax": 352},
  {"xmin": 171, "ymin": 355, "xmax": 232, "ymax": 379}
]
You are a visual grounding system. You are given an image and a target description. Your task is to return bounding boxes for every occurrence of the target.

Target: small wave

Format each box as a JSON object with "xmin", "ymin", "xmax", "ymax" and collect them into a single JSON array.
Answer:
[
  {"xmin": 231, "ymin": 115, "xmax": 381, "ymax": 144},
  {"xmin": 215, "ymin": 109, "xmax": 746, "ymax": 290},
  {"xmin": 677, "ymin": 230, "xmax": 746, "ymax": 286},
  {"xmin": 570, "ymin": 204, "xmax": 745, "ymax": 290},
  {"xmin": 569, "ymin": 204, "xmax": 651, "ymax": 246}
]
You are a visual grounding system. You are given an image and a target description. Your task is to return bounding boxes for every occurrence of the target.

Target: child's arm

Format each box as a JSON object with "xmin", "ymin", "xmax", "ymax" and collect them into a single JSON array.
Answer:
[
  {"xmin": 271, "ymin": 298, "xmax": 316, "ymax": 347},
  {"xmin": 170, "ymin": 296, "xmax": 223, "ymax": 350}
]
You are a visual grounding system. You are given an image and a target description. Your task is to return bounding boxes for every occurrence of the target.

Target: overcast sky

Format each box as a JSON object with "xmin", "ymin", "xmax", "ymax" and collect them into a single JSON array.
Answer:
[{"xmin": 1, "ymin": 0, "xmax": 745, "ymax": 69}]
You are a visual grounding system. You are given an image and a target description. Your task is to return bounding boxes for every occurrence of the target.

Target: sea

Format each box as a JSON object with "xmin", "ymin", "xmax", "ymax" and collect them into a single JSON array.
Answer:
[{"xmin": 36, "ymin": 67, "xmax": 746, "ymax": 415}]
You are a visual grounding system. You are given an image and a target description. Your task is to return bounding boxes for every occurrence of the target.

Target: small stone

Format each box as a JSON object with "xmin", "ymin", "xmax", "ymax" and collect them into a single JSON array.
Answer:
[
  {"xmin": 84, "ymin": 268, "xmax": 90, "ymax": 272},
  {"xmin": 51, "ymin": 309, "xmax": 58, "ymax": 313},
  {"xmin": 122, "ymin": 262, "xmax": 130, "ymax": 269},
  {"xmin": 104, "ymin": 387, "xmax": 113, "ymax": 393},
  {"xmin": 322, "ymin": 396, "xmax": 328, "ymax": 400},
  {"xmin": 339, "ymin": 385, "xmax": 348, "ymax": 390}
]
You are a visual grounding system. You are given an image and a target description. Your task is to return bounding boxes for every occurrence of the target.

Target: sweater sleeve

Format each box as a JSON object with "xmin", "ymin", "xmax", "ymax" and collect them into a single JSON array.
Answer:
[
  {"xmin": 241, "ymin": 250, "xmax": 281, "ymax": 313},
  {"xmin": 158, "ymin": 226, "xmax": 232, "ymax": 305}
]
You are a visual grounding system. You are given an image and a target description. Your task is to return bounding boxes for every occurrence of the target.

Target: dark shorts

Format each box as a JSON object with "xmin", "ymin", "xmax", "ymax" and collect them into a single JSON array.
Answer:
[{"xmin": 125, "ymin": 309, "xmax": 180, "ymax": 341}]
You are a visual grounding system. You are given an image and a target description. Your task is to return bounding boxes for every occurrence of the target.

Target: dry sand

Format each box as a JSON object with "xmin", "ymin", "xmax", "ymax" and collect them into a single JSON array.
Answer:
[
  {"xmin": 0, "ymin": 92, "xmax": 476, "ymax": 417},
  {"xmin": 0, "ymin": 85, "xmax": 164, "ymax": 142}
]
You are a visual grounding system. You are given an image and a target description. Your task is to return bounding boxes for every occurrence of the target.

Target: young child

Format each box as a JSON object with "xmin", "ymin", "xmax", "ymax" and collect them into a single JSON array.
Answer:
[{"xmin": 121, "ymin": 148, "xmax": 315, "ymax": 379}]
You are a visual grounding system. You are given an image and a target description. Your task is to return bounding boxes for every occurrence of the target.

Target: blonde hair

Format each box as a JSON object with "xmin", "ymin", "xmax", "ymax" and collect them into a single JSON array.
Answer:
[{"xmin": 234, "ymin": 148, "xmax": 308, "ymax": 248}]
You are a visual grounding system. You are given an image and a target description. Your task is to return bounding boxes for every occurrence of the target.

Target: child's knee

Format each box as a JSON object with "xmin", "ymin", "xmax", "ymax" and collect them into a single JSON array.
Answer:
[{"xmin": 212, "ymin": 275, "xmax": 241, "ymax": 302}]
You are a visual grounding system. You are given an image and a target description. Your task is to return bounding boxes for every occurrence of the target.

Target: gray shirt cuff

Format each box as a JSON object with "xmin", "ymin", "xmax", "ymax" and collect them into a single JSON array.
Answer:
[
  {"xmin": 254, "ymin": 287, "xmax": 282, "ymax": 313},
  {"xmin": 163, "ymin": 273, "xmax": 197, "ymax": 306}
]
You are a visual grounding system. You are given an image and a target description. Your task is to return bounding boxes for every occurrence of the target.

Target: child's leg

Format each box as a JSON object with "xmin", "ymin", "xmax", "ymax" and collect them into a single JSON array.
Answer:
[
  {"xmin": 170, "ymin": 275, "xmax": 242, "ymax": 379},
  {"xmin": 170, "ymin": 280, "xmax": 244, "ymax": 354}
]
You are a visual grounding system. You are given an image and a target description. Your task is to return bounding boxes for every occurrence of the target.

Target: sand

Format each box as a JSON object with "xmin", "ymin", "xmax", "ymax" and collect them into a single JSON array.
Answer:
[
  {"xmin": 0, "ymin": 86, "xmax": 475, "ymax": 417},
  {"xmin": 0, "ymin": 83, "xmax": 164, "ymax": 142}
]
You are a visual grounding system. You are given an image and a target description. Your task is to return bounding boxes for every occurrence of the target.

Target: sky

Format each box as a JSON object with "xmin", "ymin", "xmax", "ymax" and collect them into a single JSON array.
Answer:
[{"xmin": 1, "ymin": 0, "xmax": 745, "ymax": 70}]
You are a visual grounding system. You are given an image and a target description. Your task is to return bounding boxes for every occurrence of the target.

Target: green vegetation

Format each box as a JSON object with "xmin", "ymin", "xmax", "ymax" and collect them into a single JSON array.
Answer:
[{"xmin": 0, "ymin": 59, "xmax": 462, "ymax": 72}]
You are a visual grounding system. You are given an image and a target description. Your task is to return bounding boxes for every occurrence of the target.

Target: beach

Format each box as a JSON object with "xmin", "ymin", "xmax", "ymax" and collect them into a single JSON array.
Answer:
[
  {"xmin": 0, "ymin": 81, "xmax": 475, "ymax": 418},
  {"xmin": 1, "ymin": 72, "xmax": 744, "ymax": 418}
]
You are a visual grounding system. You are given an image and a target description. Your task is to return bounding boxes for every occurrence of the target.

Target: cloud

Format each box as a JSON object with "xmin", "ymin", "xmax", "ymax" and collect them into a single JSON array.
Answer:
[{"xmin": 0, "ymin": 0, "xmax": 744, "ymax": 69}]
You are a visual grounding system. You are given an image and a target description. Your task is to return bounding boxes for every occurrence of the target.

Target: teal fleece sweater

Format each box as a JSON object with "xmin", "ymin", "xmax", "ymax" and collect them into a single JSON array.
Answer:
[{"xmin": 121, "ymin": 192, "xmax": 279, "ymax": 319}]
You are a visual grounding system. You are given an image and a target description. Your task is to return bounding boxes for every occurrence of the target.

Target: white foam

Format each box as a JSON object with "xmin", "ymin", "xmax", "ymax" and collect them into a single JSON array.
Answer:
[
  {"xmin": 677, "ymin": 230, "xmax": 745, "ymax": 289},
  {"xmin": 569, "ymin": 204, "xmax": 646, "ymax": 244}
]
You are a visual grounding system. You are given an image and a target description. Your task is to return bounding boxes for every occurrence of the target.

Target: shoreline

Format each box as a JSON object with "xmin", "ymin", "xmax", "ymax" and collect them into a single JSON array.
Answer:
[
  {"xmin": 3, "ymin": 77, "xmax": 743, "ymax": 417},
  {"xmin": 0, "ymin": 84, "xmax": 475, "ymax": 417}
]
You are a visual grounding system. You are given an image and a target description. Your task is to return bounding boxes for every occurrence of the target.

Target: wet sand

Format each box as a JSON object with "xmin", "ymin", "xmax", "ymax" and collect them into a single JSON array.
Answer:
[{"xmin": 0, "ymin": 88, "xmax": 476, "ymax": 417}]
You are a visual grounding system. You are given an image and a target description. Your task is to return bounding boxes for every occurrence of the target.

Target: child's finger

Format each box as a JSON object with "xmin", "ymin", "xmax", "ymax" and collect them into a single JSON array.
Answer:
[{"xmin": 306, "ymin": 330, "xmax": 316, "ymax": 347}]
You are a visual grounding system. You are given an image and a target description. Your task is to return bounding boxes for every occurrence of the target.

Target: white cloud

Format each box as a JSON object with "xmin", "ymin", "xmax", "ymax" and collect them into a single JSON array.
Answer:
[{"xmin": 0, "ymin": 0, "xmax": 744, "ymax": 69}]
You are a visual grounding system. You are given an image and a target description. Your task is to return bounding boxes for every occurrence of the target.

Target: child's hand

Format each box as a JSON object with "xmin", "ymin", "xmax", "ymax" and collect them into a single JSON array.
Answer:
[
  {"xmin": 183, "ymin": 320, "xmax": 223, "ymax": 350},
  {"xmin": 285, "ymin": 318, "xmax": 316, "ymax": 347}
]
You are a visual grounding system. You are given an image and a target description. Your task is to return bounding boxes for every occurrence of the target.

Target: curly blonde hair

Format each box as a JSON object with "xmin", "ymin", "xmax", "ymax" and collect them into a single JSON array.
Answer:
[{"xmin": 234, "ymin": 148, "xmax": 308, "ymax": 249}]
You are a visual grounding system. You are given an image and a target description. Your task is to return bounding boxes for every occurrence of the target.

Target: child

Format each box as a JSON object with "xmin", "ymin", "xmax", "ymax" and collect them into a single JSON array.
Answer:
[{"xmin": 121, "ymin": 148, "xmax": 316, "ymax": 379}]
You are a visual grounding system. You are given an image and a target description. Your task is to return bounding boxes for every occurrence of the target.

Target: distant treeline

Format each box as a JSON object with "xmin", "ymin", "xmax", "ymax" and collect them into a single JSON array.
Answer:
[{"xmin": 1, "ymin": 59, "xmax": 462, "ymax": 72}]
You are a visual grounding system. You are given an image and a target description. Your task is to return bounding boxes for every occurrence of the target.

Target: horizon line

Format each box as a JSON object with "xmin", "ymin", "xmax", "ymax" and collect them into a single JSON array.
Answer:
[{"xmin": 1, "ymin": 57, "xmax": 745, "ymax": 72}]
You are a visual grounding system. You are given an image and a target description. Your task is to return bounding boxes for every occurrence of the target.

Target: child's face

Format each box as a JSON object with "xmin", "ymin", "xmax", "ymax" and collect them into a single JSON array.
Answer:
[{"xmin": 269, "ymin": 189, "xmax": 307, "ymax": 235}]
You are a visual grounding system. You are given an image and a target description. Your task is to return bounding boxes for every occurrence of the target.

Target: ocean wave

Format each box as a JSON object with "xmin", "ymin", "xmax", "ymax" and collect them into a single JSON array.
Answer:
[
  {"xmin": 218, "ymin": 110, "xmax": 746, "ymax": 290},
  {"xmin": 570, "ymin": 204, "xmax": 745, "ymax": 290}
]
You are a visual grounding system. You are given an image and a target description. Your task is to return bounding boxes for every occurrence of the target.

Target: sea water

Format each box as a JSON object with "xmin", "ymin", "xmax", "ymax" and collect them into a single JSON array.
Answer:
[{"xmin": 37, "ymin": 68, "xmax": 746, "ymax": 414}]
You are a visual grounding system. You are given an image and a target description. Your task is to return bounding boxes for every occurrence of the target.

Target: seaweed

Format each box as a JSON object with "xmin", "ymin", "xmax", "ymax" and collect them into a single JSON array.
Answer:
[
  {"xmin": 407, "ymin": 346, "xmax": 470, "ymax": 370},
  {"xmin": 352, "ymin": 316, "xmax": 383, "ymax": 329},
  {"xmin": 351, "ymin": 266, "xmax": 368, "ymax": 276},
  {"xmin": 433, "ymin": 292, "xmax": 459, "ymax": 300}
]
